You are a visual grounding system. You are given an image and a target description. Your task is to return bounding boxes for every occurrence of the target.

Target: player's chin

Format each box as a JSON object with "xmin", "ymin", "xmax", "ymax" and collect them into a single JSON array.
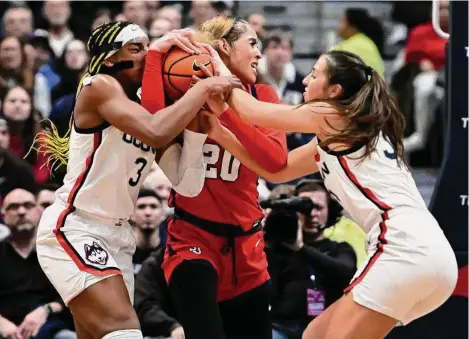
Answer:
[{"xmin": 239, "ymin": 70, "xmax": 257, "ymax": 85}]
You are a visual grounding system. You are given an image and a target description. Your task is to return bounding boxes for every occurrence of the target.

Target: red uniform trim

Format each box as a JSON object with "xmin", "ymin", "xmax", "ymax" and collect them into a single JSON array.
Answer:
[
  {"xmin": 53, "ymin": 131, "xmax": 121, "ymax": 276},
  {"xmin": 344, "ymin": 211, "xmax": 389, "ymax": 292},
  {"xmin": 338, "ymin": 156, "xmax": 390, "ymax": 292}
]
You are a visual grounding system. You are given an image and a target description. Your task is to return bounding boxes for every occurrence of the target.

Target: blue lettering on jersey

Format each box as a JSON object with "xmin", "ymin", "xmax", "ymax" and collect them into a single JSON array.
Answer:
[
  {"xmin": 384, "ymin": 149, "xmax": 396, "ymax": 160},
  {"xmin": 122, "ymin": 133, "xmax": 157, "ymax": 155}
]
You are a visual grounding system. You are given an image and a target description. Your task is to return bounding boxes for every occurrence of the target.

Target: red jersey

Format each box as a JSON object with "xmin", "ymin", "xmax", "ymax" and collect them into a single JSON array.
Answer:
[
  {"xmin": 405, "ymin": 22, "xmax": 447, "ymax": 71},
  {"xmin": 141, "ymin": 51, "xmax": 288, "ymax": 231}
]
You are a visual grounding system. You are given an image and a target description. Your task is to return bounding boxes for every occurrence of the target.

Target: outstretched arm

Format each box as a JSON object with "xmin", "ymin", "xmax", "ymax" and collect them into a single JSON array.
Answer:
[
  {"xmin": 220, "ymin": 85, "xmax": 287, "ymax": 172},
  {"xmin": 203, "ymin": 113, "xmax": 318, "ymax": 183},
  {"xmin": 81, "ymin": 73, "xmax": 236, "ymax": 150},
  {"xmin": 227, "ymin": 88, "xmax": 341, "ymax": 134}
]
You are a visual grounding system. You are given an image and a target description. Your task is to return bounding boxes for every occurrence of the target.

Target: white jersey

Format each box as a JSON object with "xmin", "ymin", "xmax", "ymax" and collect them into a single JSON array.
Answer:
[
  {"xmin": 315, "ymin": 134, "xmax": 427, "ymax": 233},
  {"xmin": 55, "ymin": 77, "xmax": 155, "ymax": 220}
]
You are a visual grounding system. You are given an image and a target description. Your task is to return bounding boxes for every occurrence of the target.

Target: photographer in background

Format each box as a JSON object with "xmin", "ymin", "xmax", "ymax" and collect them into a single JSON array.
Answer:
[
  {"xmin": 263, "ymin": 180, "xmax": 356, "ymax": 339},
  {"xmin": 297, "ymin": 180, "xmax": 367, "ymax": 268}
]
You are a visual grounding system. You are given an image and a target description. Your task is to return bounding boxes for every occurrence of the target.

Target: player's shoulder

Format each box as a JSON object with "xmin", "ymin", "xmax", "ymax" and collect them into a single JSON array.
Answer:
[
  {"xmin": 253, "ymin": 83, "xmax": 280, "ymax": 102},
  {"xmin": 79, "ymin": 74, "xmax": 125, "ymax": 100},
  {"xmin": 253, "ymin": 83, "xmax": 276, "ymax": 95}
]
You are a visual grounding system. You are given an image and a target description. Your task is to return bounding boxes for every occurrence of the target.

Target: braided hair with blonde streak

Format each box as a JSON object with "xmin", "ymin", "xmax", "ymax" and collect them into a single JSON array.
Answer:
[{"xmin": 28, "ymin": 21, "xmax": 133, "ymax": 171}]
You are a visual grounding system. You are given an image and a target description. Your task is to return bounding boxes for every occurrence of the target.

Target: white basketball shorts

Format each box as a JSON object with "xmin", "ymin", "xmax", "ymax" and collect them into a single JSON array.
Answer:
[
  {"xmin": 345, "ymin": 208, "xmax": 458, "ymax": 325},
  {"xmin": 36, "ymin": 202, "xmax": 136, "ymax": 306}
]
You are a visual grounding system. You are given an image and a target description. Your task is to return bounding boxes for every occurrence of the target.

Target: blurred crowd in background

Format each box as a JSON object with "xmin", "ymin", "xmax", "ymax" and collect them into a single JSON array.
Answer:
[{"xmin": 0, "ymin": 1, "xmax": 450, "ymax": 339}]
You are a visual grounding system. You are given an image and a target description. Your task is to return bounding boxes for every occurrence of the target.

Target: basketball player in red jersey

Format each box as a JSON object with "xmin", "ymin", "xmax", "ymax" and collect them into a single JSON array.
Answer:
[{"xmin": 142, "ymin": 16, "xmax": 287, "ymax": 339}]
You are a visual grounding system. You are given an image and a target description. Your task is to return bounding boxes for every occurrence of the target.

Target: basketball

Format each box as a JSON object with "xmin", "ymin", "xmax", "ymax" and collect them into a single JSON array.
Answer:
[{"xmin": 162, "ymin": 47, "xmax": 215, "ymax": 102}]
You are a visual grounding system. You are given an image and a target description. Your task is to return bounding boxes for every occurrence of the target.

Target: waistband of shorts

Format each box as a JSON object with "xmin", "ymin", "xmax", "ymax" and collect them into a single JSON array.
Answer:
[
  {"xmin": 173, "ymin": 206, "xmax": 263, "ymax": 238},
  {"xmin": 53, "ymin": 201, "xmax": 130, "ymax": 227}
]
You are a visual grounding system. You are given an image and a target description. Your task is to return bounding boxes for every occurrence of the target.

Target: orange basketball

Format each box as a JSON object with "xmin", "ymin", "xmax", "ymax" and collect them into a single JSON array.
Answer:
[{"xmin": 162, "ymin": 47, "xmax": 214, "ymax": 102}]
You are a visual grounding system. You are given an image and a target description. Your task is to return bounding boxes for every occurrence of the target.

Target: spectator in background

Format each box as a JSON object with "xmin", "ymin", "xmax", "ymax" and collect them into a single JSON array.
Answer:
[
  {"xmin": 26, "ymin": 30, "xmax": 55, "ymax": 75},
  {"xmin": 188, "ymin": 0, "xmax": 232, "ymax": 30},
  {"xmin": 122, "ymin": 0, "xmax": 151, "ymax": 31},
  {"xmin": 2, "ymin": 86, "xmax": 49, "ymax": 185},
  {"xmin": 42, "ymin": 0, "xmax": 73, "ymax": 58},
  {"xmin": 28, "ymin": 29, "xmax": 61, "ymax": 95},
  {"xmin": 403, "ymin": 0, "xmax": 449, "ymax": 153},
  {"xmin": 247, "ymin": 13, "xmax": 265, "ymax": 40},
  {"xmin": 131, "ymin": 189, "xmax": 166, "ymax": 275},
  {"xmin": 36, "ymin": 183, "xmax": 58, "ymax": 217},
  {"xmin": 149, "ymin": 17, "xmax": 172, "ymax": 40},
  {"xmin": 91, "ymin": 8, "xmax": 112, "ymax": 32},
  {"xmin": 0, "ymin": 118, "xmax": 37, "ymax": 204},
  {"xmin": 51, "ymin": 39, "xmax": 88, "ymax": 103},
  {"xmin": 0, "ymin": 36, "xmax": 35, "ymax": 97},
  {"xmin": 155, "ymin": 5, "xmax": 183, "ymax": 31},
  {"xmin": 134, "ymin": 247, "xmax": 183, "ymax": 339},
  {"xmin": 49, "ymin": 39, "xmax": 88, "ymax": 136},
  {"xmin": 146, "ymin": 1, "xmax": 161, "ymax": 14},
  {"xmin": 0, "ymin": 189, "xmax": 75, "ymax": 339},
  {"xmin": 333, "ymin": 8, "xmax": 384, "ymax": 77},
  {"xmin": 22, "ymin": 31, "xmax": 53, "ymax": 117},
  {"xmin": 247, "ymin": 13, "xmax": 265, "ymax": 50},
  {"xmin": 258, "ymin": 31, "xmax": 309, "ymax": 150},
  {"xmin": 2, "ymin": 5, "xmax": 34, "ymax": 39},
  {"xmin": 258, "ymin": 31, "xmax": 304, "ymax": 105},
  {"xmin": 143, "ymin": 165, "xmax": 172, "ymax": 209}
]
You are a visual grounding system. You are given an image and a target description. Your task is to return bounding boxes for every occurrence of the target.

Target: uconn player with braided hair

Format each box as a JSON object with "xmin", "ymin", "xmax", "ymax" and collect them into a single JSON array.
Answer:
[
  {"xmin": 35, "ymin": 22, "xmax": 240, "ymax": 339},
  {"xmin": 202, "ymin": 50, "xmax": 458, "ymax": 339}
]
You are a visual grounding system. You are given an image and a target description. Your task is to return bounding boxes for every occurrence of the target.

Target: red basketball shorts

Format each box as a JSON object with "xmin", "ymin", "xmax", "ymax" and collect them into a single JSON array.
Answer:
[{"xmin": 162, "ymin": 217, "xmax": 270, "ymax": 301}]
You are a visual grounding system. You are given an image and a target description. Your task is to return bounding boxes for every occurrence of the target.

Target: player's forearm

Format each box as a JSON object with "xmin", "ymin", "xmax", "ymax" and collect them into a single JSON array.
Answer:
[
  {"xmin": 221, "ymin": 108, "xmax": 287, "ymax": 171},
  {"xmin": 141, "ymin": 50, "xmax": 166, "ymax": 113},
  {"xmin": 219, "ymin": 131, "xmax": 318, "ymax": 183},
  {"xmin": 227, "ymin": 89, "xmax": 297, "ymax": 130},
  {"xmin": 149, "ymin": 82, "xmax": 210, "ymax": 147},
  {"xmin": 158, "ymin": 130, "xmax": 207, "ymax": 197},
  {"xmin": 214, "ymin": 126, "xmax": 283, "ymax": 182}
]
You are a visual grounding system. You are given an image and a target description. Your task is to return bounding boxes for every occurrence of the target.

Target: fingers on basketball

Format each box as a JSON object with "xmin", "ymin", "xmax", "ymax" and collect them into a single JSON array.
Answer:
[{"xmin": 163, "ymin": 48, "xmax": 215, "ymax": 101}]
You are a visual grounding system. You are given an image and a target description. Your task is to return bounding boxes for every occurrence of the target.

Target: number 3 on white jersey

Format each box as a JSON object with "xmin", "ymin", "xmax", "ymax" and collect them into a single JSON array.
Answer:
[{"xmin": 203, "ymin": 144, "xmax": 241, "ymax": 182}]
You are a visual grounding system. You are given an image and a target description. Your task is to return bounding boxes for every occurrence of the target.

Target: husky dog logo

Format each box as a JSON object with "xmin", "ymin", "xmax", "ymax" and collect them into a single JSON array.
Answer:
[{"xmin": 84, "ymin": 241, "xmax": 109, "ymax": 265}]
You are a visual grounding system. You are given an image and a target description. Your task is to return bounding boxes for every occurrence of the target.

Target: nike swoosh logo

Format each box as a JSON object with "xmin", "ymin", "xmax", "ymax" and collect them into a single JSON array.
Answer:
[{"xmin": 192, "ymin": 59, "xmax": 211, "ymax": 72}]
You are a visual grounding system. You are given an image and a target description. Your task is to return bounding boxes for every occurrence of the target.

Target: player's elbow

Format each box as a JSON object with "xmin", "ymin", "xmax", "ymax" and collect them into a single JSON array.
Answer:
[
  {"xmin": 172, "ymin": 178, "xmax": 204, "ymax": 197},
  {"xmin": 172, "ymin": 165, "xmax": 206, "ymax": 198},
  {"xmin": 262, "ymin": 174, "xmax": 284, "ymax": 184}
]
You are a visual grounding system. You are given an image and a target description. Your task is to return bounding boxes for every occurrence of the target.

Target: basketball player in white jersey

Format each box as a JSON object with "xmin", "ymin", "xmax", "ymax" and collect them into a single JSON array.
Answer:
[
  {"xmin": 35, "ymin": 22, "xmax": 239, "ymax": 339},
  {"xmin": 200, "ymin": 49, "xmax": 458, "ymax": 339}
]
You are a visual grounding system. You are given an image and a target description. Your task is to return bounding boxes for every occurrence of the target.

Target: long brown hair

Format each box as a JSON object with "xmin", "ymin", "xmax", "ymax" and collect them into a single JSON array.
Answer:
[{"xmin": 312, "ymin": 50, "xmax": 406, "ymax": 166}]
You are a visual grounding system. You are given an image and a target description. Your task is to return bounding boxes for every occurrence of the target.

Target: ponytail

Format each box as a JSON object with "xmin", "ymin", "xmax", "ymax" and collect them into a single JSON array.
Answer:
[{"xmin": 312, "ymin": 50, "xmax": 406, "ymax": 166}]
